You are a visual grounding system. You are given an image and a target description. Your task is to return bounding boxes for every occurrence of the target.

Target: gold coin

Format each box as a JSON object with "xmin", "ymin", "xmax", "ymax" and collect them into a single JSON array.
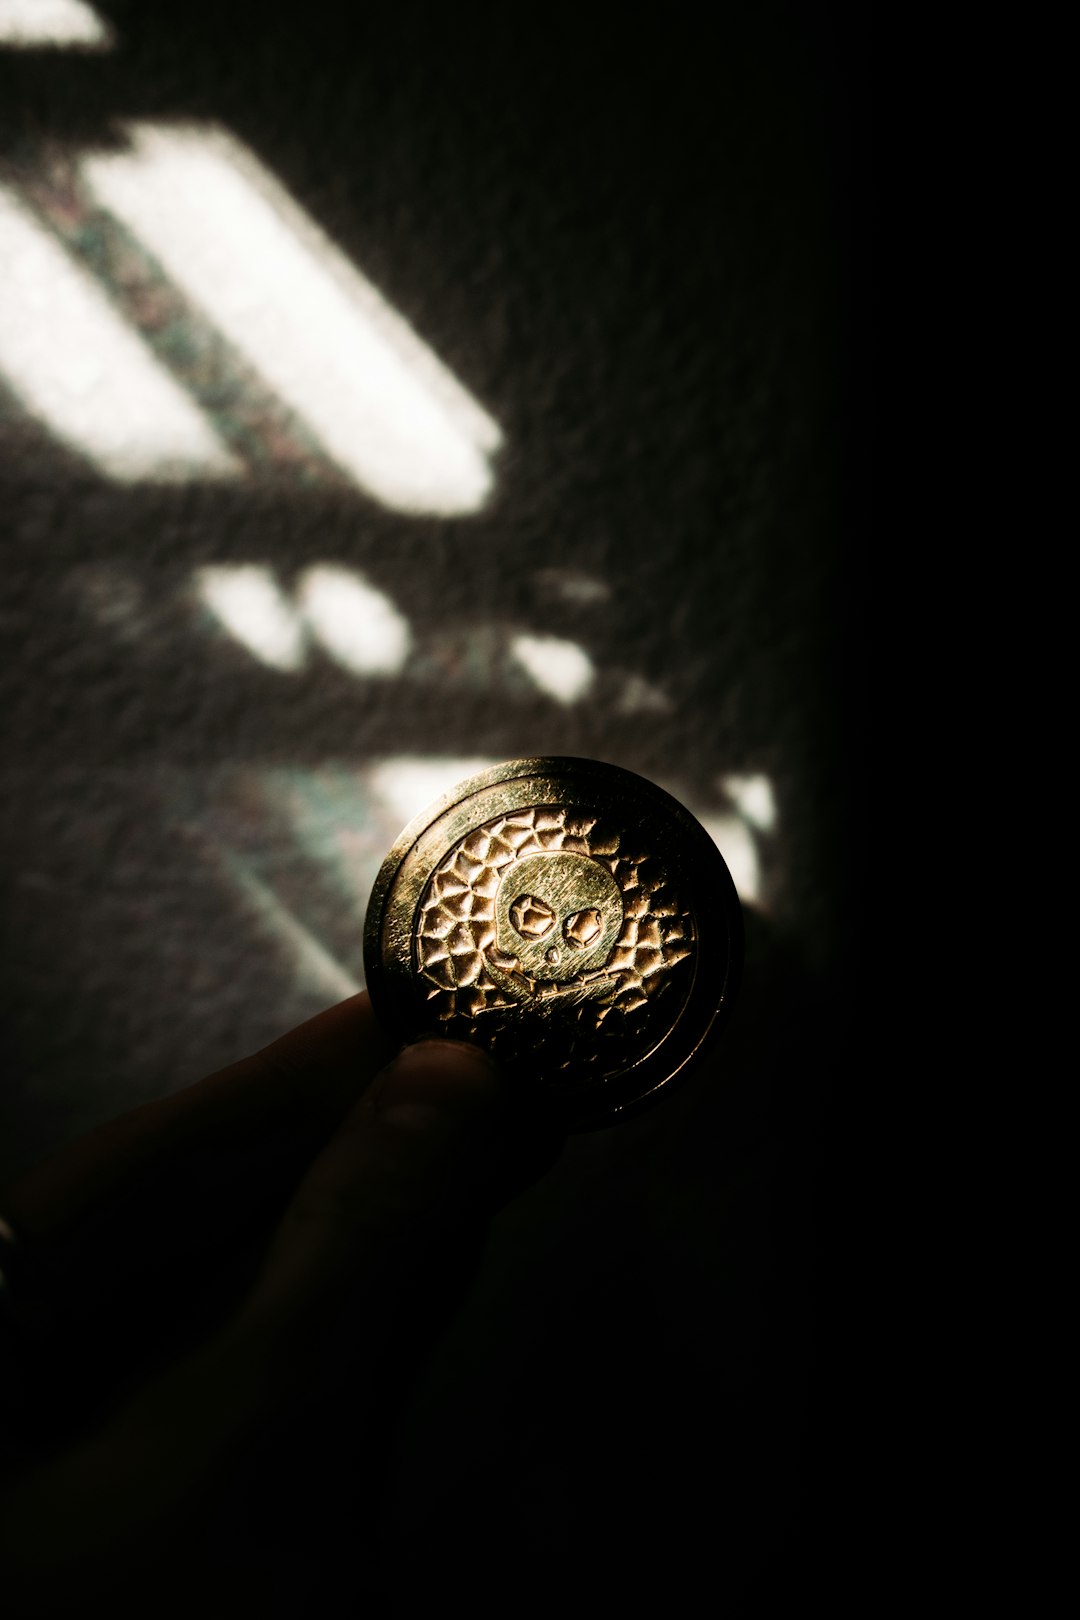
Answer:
[{"xmin": 364, "ymin": 757, "xmax": 743, "ymax": 1130}]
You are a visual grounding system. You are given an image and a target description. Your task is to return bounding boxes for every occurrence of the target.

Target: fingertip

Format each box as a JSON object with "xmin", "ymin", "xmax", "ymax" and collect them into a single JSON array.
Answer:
[
  {"xmin": 258, "ymin": 990, "xmax": 393, "ymax": 1076},
  {"xmin": 372, "ymin": 1040, "xmax": 502, "ymax": 1129},
  {"xmin": 399, "ymin": 1038, "xmax": 501, "ymax": 1081}
]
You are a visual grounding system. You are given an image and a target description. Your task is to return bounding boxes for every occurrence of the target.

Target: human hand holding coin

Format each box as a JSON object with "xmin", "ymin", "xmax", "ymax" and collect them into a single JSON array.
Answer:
[
  {"xmin": 0, "ymin": 997, "xmax": 560, "ymax": 1615},
  {"xmin": 0, "ymin": 759, "xmax": 741, "ymax": 1613}
]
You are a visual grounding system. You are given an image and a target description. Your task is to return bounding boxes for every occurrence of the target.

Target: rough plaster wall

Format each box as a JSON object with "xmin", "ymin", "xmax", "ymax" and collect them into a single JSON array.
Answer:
[{"xmin": 0, "ymin": 1, "xmax": 861, "ymax": 1602}]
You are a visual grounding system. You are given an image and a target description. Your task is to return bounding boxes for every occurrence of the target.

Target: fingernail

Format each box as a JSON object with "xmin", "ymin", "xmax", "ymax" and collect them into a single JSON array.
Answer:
[{"xmin": 373, "ymin": 1041, "xmax": 501, "ymax": 1130}]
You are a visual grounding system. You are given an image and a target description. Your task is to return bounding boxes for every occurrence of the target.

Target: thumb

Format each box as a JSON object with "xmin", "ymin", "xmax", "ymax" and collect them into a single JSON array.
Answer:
[{"xmin": 240, "ymin": 1038, "xmax": 506, "ymax": 1341}]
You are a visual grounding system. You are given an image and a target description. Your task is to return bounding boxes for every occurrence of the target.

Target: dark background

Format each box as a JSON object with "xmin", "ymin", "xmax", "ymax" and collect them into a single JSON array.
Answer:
[{"xmin": 1, "ymin": 0, "xmax": 870, "ymax": 1604}]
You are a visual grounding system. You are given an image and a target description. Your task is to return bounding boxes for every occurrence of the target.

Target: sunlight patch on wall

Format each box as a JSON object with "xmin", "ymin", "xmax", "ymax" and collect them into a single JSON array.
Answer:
[
  {"xmin": 195, "ymin": 565, "xmax": 307, "ymax": 672},
  {"xmin": 298, "ymin": 565, "xmax": 411, "ymax": 677},
  {"xmin": 78, "ymin": 122, "xmax": 502, "ymax": 514},
  {"xmin": 195, "ymin": 563, "xmax": 412, "ymax": 677},
  {"xmin": 367, "ymin": 757, "xmax": 498, "ymax": 836},
  {"xmin": 510, "ymin": 633, "xmax": 595, "ymax": 705},
  {"xmin": 699, "ymin": 814, "xmax": 761, "ymax": 905},
  {"xmin": 0, "ymin": 184, "xmax": 239, "ymax": 481},
  {"xmin": 0, "ymin": 0, "xmax": 113, "ymax": 48},
  {"xmin": 720, "ymin": 773, "xmax": 776, "ymax": 833}
]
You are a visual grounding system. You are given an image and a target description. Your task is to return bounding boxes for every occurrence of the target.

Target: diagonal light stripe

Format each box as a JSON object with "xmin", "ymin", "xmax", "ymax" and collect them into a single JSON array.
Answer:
[
  {"xmin": 215, "ymin": 844, "xmax": 361, "ymax": 1001},
  {"xmin": 0, "ymin": 183, "xmax": 240, "ymax": 481},
  {"xmin": 79, "ymin": 121, "xmax": 502, "ymax": 514},
  {"xmin": 0, "ymin": 0, "xmax": 113, "ymax": 48}
]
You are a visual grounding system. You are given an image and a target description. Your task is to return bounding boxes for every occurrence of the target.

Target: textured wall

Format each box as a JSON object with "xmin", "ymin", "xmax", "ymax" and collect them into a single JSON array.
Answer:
[{"xmin": 1, "ymin": 1, "xmax": 863, "ymax": 1601}]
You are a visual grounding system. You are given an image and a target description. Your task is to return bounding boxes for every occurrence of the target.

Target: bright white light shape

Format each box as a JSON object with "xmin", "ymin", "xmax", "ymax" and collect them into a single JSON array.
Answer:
[
  {"xmin": 721, "ymin": 773, "xmax": 777, "ymax": 833},
  {"xmin": 195, "ymin": 563, "xmax": 414, "ymax": 677},
  {"xmin": 298, "ymin": 565, "xmax": 411, "ymax": 677},
  {"xmin": 368, "ymin": 757, "xmax": 497, "ymax": 833},
  {"xmin": 195, "ymin": 565, "xmax": 306, "ymax": 672},
  {"xmin": 0, "ymin": 0, "xmax": 113, "ymax": 48},
  {"xmin": 0, "ymin": 185, "xmax": 238, "ymax": 481},
  {"xmin": 79, "ymin": 122, "xmax": 502, "ymax": 514},
  {"xmin": 510, "ymin": 633, "xmax": 595, "ymax": 705},
  {"xmin": 701, "ymin": 814, "xmax": 761, "ymax": 905}
]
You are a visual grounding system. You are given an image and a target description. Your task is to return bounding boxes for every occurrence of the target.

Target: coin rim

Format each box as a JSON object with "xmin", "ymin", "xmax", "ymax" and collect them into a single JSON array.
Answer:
[{"xmin": 363, "ymin": 757, "xmax": 742, "ymax": 1130}]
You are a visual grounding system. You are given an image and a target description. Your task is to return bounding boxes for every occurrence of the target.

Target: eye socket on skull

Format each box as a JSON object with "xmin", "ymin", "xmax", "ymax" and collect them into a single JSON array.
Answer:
[
  {"xmin": 564, "ymin": 907, "xmax": 602, "ymax": 948},
  {"xmin": 509, "ymin": 893, "xmax": 555, "ymax": 939}
]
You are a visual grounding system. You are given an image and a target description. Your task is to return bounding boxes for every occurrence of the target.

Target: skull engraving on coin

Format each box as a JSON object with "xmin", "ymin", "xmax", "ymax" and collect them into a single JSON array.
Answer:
[
  {"xmin": 413, "ymin": 804, "xmax": 695, "ymax": 1079},
  {"xmin": 366, "ymin": 759, "xmax": 743, "ymax": 1125},
  {"xmin": 487, "ymin": 851, "xmax": 624, "ymax": 1002}
]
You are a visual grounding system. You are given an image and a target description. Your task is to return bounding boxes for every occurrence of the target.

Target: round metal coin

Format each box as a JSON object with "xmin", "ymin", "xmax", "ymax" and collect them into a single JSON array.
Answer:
[{"xmin": 363, "ymin": 757, "xmax": 743, "ymax": 1130}]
